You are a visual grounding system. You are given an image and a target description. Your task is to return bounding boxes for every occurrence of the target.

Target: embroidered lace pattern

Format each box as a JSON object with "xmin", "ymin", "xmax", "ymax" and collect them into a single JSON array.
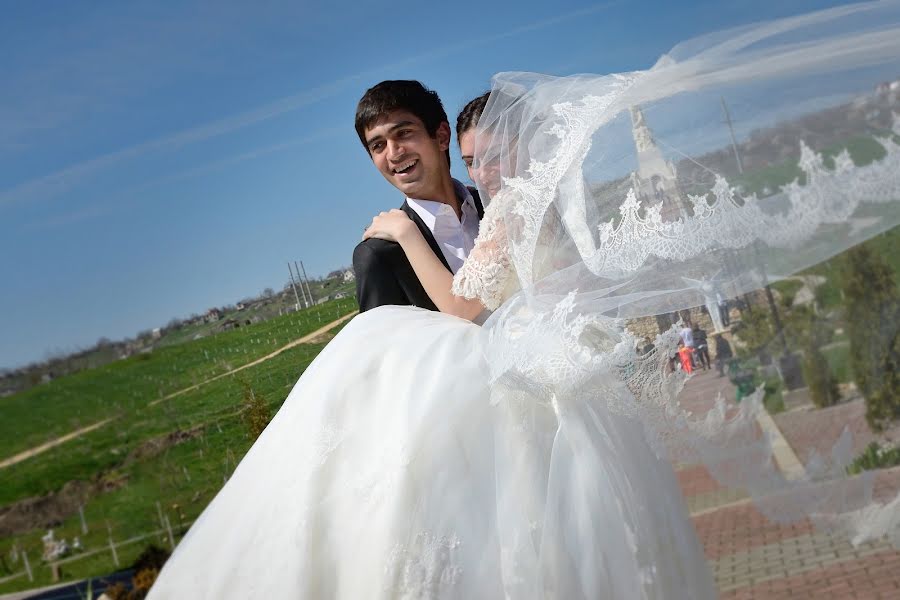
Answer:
[
  {"xmin": 383, "ymin": 532, "xmax": 463, "ymax": 599},
  {"xmin": 455, "ymin": 103, "xmax": 900, "ymax": 308},
  {"xmin": 589, "ymin": 119, "xmax": 900, "ymax": 273},
  {"xmin": 451, "ymin": 189, "xmax": 515, "ymax": 310}
]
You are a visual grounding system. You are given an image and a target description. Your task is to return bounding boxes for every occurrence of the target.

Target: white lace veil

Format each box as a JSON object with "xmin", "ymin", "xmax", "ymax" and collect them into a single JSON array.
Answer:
[{"xmin": 454, "ymin": 0, "xmax": 900, "ymax": 569}]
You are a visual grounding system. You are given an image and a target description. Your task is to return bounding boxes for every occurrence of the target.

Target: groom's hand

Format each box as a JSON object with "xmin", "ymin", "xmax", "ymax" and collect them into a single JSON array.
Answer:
[{"xmin": 363, "ymin": 209, "xmax": 416, "ymax": 243}]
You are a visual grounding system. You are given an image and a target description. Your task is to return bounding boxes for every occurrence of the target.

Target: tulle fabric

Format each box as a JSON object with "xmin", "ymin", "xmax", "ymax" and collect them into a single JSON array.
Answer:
[
  {"xmin": 148, "ymin": 306, "xmax": 714, "ymax": 599},
  {"xmin": 453, "ymin": 0, "xmax": 900, "ymax": 549}
]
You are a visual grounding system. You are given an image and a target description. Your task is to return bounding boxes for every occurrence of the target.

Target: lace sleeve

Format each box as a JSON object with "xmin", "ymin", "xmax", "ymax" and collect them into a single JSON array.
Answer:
[{"xmin": 452, "ymin": 192, "xmax": 515, "ymax": 311}]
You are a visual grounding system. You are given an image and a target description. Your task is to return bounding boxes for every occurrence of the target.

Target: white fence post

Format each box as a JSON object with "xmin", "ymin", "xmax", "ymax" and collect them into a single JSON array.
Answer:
[
  {"xmin": 78, "ymin": 505, "xmax": 89, "ymax": 534},
  {"xmin": 164, "ymin": 514, "xmax": 176, "ymax": 550},
  {"xmin": 22, "ymin": 551, "xmax": 33, "ymax": 582},
  {"xmin": 106, "ymin": 521, "xmax": 120, "ymax": 568}
]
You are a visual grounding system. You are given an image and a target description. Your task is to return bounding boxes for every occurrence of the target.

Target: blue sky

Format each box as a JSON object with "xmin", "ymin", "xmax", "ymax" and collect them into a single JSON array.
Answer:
[{"xmin": 0, "ymin": 0, "xmax": 853, "ymax": 369}]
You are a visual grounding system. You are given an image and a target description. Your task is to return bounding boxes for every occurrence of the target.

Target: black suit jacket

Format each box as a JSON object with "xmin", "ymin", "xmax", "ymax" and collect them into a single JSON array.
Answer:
[{"xmin": 353, "ymin": 188, "xmax": 484, "ymax": 312}]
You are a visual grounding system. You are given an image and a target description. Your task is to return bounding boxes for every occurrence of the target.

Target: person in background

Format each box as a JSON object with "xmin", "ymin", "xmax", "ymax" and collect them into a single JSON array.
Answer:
[
  {"xmin": 679, "ymin": 321, "xmax": 695, "ymax": 369},
  {"xmin": 717, "ymin": 292, "xmax": 730, "ymax": 327},
  {"xmin": 693, "ymin": 323, "xmax": 710, "ymax": 370},
  {"xmin": 677, "ymin": 341, "xmax": 694, "ymax": 374},
  {"xmin": 714, "ymin": 333, "xmax": 734, "ymax": 377}
]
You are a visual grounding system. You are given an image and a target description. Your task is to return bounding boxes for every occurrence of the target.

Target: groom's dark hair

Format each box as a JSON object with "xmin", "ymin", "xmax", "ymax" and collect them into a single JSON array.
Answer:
[{"xmin": 355, "ymin": 80, "xmax": 451, "ymax": 167}]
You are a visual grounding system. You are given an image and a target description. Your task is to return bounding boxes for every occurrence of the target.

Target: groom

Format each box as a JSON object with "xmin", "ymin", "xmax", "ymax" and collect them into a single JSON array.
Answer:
[{"xmin": 352, "ymin": 80, "xmax": 483, "ymax": 312}]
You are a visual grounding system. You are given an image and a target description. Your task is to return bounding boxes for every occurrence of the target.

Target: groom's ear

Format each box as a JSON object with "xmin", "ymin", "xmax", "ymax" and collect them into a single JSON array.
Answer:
[{"xmin": 436, "ymin": 121, "xmax": 451, "ymax": 152}]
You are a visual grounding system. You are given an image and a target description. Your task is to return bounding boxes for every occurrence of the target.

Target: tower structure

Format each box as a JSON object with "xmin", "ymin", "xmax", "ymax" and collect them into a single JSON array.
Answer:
[{"xmin": 629, "ymin": 106, "xmax": 689, "ymax": 221}]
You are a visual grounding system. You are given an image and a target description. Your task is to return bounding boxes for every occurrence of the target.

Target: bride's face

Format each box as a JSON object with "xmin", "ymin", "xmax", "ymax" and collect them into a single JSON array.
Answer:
[{"xmin": 459, "ymin": 127, "xmax": 503, "ymax": 199}]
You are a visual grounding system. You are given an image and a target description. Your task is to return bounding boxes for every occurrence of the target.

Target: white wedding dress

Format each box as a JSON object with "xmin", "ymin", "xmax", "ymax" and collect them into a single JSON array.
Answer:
[{"xmin": 147, "ymin": 305, "xmax": 715, "ymax": 599}]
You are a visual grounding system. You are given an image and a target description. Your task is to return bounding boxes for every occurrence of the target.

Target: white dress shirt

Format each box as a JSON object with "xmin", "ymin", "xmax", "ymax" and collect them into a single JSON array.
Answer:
[{"xmin": 406, "ymin": 179, "xmax": 480, "ymax": 274}]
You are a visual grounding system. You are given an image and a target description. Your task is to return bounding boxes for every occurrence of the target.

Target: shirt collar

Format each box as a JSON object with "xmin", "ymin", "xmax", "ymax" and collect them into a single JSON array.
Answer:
[{"xmin": 406, "ymin": 179, "xmax": 475, "ymax": 228}]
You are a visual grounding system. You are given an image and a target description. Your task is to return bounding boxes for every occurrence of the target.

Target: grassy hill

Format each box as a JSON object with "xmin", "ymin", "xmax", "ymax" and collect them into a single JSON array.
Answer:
[{"xmin": 0, "ymin": 298, "xmax": 357, "ymax": 593}]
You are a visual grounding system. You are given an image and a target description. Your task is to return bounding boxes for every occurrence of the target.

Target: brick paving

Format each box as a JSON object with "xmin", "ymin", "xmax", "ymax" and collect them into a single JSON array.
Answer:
[{"xmin": 675, "ymin": 368, "xmax": 900, "ymax": 598}]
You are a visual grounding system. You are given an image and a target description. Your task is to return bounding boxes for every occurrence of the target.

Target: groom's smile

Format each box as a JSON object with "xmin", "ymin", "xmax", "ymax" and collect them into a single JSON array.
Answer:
[
  {"xmin": 392, "ymin": 158, "xmax": 418, "ymax": 176},
  {"xmin": 364, "ymin": 109, "xmax": 451, "ymax": 200}
]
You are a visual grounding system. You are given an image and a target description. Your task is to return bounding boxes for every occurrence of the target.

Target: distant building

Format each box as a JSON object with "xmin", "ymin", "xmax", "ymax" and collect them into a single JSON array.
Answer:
[
  {"xmin": 151, "ymin": 328, "xmax": 162, "ymax": 340},
  {"xmin": 342, "ymin": 269, "xmax": 356, "ymax": 283},
  {"xmin": 221, "ymin": 318, "xmax": 241, "ymax": 331},
  {"xmin": 629, "ymin": 106, "xmax": 689, "ymax": 222},
  {"xmin": 205, "ymin": 308, "xmax": 223, "ymax": 323}
]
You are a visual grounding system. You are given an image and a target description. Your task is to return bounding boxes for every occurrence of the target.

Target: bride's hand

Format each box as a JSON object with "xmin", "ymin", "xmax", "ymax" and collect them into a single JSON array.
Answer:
[{"xmin": 362, "ymin": 209, "xmax": 418, "ymax": 243}]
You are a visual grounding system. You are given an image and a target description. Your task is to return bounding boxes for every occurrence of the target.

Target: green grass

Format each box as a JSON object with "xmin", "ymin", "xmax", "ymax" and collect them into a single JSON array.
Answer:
[
  {"xmin": 0, "ymin": 298, "xmax": 356, "ymax": 461},
  {"xmin": 770, "ymin": 279, "xmax": 804, "ymax": 307},
  {"xmin": 733, "ymin": 135, "xmax": 891, "ymax": 196},
  {"xmin": 0, "ymin": 333, "xmax": 341, "ymax": 593},
  {"xmin": 0, "ymin": 299, "xmax": 357, "ymax": 593}
]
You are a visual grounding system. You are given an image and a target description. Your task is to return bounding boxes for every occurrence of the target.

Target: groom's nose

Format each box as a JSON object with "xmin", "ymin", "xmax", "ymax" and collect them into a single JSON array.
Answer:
[{"xmin": 387, "ymin": 139, "xmax": 406, "ymax": 161}]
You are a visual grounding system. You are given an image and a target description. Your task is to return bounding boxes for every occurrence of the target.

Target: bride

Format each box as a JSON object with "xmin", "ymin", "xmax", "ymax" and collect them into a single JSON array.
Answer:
[{"xmin": 149, "ymin": 3, "xmax": 900, "ymax": 598}]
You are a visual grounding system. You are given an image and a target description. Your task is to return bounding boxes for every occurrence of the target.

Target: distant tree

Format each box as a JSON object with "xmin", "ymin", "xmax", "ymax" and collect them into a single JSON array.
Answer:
[
  {"xmin": 262, "ymin": 287, "xmax": 275, "ymax": 299},
  {"xmin": 842, "ymin": 245, "xmax": 900, "ymax": 430},
  {"xmin": 733, "ymin": 309, "xmax": 775, "ymax": 358}
]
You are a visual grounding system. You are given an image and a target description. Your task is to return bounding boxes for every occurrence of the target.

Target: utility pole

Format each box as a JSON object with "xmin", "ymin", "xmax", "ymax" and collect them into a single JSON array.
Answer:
[
  {"xmin": 294, "ymin": 262, "xmax": 311, "ymax": 307},
  {"xmin": 298, "ymin": 261, "xmax": 315, "ymax": 305},
  {"xmin": 287, "ymin": 262, "xmax": 304, "ymax": 309},
  {"xmin": 295, "ymin": 262, "xmax": 311, "ymax": 307},
  {"xmin": 721, "ymin": 96, "xmax": 744, "ymax": 175}
]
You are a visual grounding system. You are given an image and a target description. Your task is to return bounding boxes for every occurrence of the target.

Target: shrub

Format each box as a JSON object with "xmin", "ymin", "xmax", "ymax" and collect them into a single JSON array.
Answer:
[
  {"xmin": 734, "ymin": 309, "xmax": 775, "ymax": 358},
  {"xmin": 239, "ymin": 378, "xmax": 271, "ymax": 441},
  {"xmin": 841, "ymin": 246, "xmax": 900, "ymax": 430},
  {"xmin": 763, "ymin": 376, "xmax": 786, "ymax": 414},
  {"xmin": 131, "ymin": 544, "xmax": 169, "ymax": 572},
  {"xmin": 847, "ymin": 441, "xmax": 900, "ymax": 475},
  {"xmin": 799, "ymin": 312, "xmax": 840, "ymax": 408}
]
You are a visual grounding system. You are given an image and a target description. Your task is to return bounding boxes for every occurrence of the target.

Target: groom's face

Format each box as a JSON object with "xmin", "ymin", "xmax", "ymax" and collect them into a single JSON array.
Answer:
[{"xmin": 363, "ymin": 110, "xmax": 451, "ymax": 200}]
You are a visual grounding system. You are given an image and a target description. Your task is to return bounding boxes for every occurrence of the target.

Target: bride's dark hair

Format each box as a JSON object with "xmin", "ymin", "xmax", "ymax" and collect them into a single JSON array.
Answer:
[{"xmin": 456, "ymin": 92, "xmax": 490, "ymax": 139}]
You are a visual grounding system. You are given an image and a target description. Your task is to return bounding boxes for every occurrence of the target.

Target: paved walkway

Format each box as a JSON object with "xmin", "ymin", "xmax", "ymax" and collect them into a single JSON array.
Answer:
[{"xmin": 676, "ymin": 369, "xmax": 900, "ymax": 599}]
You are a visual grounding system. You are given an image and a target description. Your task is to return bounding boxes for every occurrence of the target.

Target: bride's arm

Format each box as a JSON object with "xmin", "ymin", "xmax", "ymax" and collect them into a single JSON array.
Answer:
[{"xmin": 364, "ymin": 210, "xmax": 486, "ymax": 321}]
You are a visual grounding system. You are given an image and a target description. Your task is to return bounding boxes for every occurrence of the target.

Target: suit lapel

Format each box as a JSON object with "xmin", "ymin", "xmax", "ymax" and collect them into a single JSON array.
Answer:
[
  {"xmin": 468, "ymin": 187, "xmax": 485, "ymax": 220},
  {"xmin": 401, "ymin": 201, "xmax": 452, "ymax": 273}
]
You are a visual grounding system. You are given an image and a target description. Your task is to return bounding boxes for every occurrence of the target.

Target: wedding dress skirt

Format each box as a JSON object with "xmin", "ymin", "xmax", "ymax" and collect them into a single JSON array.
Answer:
[{"xmin": 148, "ymin": 306, "xmax": 715, "ymax": 599}]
